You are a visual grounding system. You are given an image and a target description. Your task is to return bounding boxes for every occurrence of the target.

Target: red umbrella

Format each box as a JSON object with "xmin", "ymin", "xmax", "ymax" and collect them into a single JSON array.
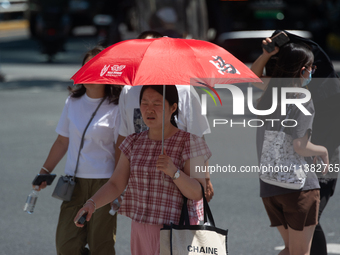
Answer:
[
  {"xmin": 71, "ymin": 37, "xmax": 261, "ymax": 152},
  {"xmin": 71, "ymin": 37, "xmax": 261, "ymax": 86}
]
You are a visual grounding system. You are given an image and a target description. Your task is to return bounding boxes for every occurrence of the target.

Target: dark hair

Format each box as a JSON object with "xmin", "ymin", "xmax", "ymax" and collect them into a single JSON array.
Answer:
[
  {"xmin": 257, "ymin": 43, "xmax": 313, "ymax": 118},
  {"xmin": 269, "ymin": 43, "xmax": 313, "ymax": 79},
  {"xmin": 137, "ymin": 31, "xmax": 163, "ymax": 39},
  {"xmin": 68, "ymin": 46, "xmax": 122, "ymax": 105},
  {"xmin": 139, "ymin": 85, "xmax": 178, "ymax": 127}
]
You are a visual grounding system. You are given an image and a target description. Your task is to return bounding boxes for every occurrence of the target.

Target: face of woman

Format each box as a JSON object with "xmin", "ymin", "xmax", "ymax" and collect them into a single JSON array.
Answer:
[
  {"xmin": 140, "ymin": 88, "xmax": 177, "ymax": 129},
  {"xmin": 83, "ymin": 56, "xmax": 104, "ymax": 91}
]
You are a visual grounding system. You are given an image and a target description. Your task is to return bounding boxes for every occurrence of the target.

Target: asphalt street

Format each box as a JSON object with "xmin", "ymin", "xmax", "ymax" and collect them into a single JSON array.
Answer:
[{"xmin": 0, "ymin": 27, "xmax": 339, "ymax": 255}]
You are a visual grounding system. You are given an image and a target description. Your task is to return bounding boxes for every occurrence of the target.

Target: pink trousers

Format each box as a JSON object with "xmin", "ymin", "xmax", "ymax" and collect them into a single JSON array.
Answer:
[{"xmin": 130, "ymin": 220, "xmax": 163, "ymax": 255}]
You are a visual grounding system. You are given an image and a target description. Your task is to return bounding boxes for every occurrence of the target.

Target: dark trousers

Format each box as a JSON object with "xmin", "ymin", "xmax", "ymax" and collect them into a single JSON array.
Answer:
[{"xmin": 310, "ymin": 179, "xmax": 337, "ymax": 255}]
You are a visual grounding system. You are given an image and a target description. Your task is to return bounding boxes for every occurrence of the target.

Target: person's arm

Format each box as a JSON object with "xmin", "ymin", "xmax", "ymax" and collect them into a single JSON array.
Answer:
[
  {"xmin": 205, "ymin": 163, "xmax": 214, "ymax": 202},
  {"xmin": 74, "ymin": 152, "xmax": 130, "ymax": 226},
  {"xmin": 250, "ymin": 38, "xmax": 279, "ymax": 90},
  {"xmin": 201, "ymin": 136, "xmax": 214, "ymax": 202},
  {"xmin": 113, "ymin": 134, "xmax": 127, "ymax": 204},
  {"xmin": 187, "ymin": 92, "xmax": 213, "ymax": 200},
  {"xmin": 115, "ymin": 135, "xmax": 126, "ymax": 167},
  {"xmin": 36, "ymin": 135, "xmax": 69, "ymax": 190},
  {"xmin": 177, "ymin": 87, "xmax": 213, "ymax": 200},
  {"xmin": 156, "ymin": 149, "xmax": 206, "ymax": 201},
  {"xmin": 293, "ymin": 133, "xmax": 329, "ymax": 173}
]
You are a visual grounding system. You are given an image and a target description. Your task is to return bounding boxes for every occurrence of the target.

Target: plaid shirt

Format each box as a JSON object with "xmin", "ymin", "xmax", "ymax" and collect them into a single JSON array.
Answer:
[{"xmin": 119, "ymin": 129, "xmax": 212, "ymax": 225}]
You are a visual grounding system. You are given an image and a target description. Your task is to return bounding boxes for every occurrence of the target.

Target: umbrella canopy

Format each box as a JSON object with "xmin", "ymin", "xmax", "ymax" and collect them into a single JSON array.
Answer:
[
  {"xmin": 71, "ymin": 37, "xmax": 261, "ymax": 87},
  {"xmin": 71, "ymin": 37, "xmax": 262, "ymax": 154}
]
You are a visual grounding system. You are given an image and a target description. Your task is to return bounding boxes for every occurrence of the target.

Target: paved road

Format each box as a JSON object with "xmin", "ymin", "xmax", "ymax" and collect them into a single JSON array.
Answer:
[{"xmin": 0, "ymin": 29, "xmax": 339, "ymax": 255}]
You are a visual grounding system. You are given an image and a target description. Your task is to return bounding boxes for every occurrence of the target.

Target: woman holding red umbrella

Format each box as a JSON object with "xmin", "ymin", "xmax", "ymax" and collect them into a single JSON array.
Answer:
[{"xmin": 74, "ymin": 85, "xmax": 211, "ymax": 254}]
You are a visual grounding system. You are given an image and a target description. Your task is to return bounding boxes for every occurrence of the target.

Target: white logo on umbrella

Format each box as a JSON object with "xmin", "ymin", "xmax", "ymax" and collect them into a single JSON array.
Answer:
[
  {"xmin": 111, "ymin": 65, "xmax": 126, "ymax": 72},
  {"xmin": 209, "ymin": 56, "xmax": 240, "ymax": 75},
  {"xmin": 100, "ymin": 65, "xmax": 110, "ymax": 76},
  {"xmin": 105, "ymin": 65, "xmax": 126, "ymax": 77},
  {"xmin": 100, "ymin": 65, "xmax": 126, "ymax": 77}
]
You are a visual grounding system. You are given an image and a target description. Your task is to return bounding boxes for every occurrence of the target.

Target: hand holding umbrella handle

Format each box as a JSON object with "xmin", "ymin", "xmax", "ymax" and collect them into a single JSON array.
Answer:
[{"xmin": 156, "ymin": 149, "xmax": 177, "ymax": 178}]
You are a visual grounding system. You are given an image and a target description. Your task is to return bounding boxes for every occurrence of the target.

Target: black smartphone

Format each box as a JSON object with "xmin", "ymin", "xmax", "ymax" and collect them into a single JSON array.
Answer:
[
  {"xmin": 32, "ymin": 174, "xmax": 57, "ymax": 186},
  {"xmin": 75, "ymin": 211, "xmax": 88, "ymax": 225},
  {"xmin": 262, "ymin": 31, "xmax": 290, "ymax": 53}
]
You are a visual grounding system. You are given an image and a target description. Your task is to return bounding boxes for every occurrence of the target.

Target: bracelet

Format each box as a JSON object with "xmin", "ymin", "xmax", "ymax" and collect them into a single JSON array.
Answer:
[
  {"xmin": 41, "ymin": 166, "xmax": 50, "ymax": 174},
  {"xmin": 85, "ymin": 199, "xmax": 96, "ymax": 211},
  {"xmin": 85, "ymin": 200, "xmax": 96, "ymax": 211}
]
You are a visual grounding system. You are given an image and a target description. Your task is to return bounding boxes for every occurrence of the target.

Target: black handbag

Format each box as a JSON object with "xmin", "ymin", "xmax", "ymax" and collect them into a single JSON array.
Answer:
[
  {"xmin": 160, "ymin": 184, "xmax": 228, "ymax": 255},
  {"xmin": 52, "ymin": 97, "xmax": 105, "ymax": 201}
]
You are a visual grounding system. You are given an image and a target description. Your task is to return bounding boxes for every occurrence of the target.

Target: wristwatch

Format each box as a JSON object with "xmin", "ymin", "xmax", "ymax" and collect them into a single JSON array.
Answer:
[{"xmin": 172, "ymin": 169, "xmax": 180, "ymax": 180}]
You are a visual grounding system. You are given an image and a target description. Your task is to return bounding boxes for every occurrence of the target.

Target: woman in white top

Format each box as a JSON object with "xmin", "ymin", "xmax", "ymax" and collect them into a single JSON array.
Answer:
[{"xmin": 36, "ymin": 46, "xmax": 121, "ymax": 255}]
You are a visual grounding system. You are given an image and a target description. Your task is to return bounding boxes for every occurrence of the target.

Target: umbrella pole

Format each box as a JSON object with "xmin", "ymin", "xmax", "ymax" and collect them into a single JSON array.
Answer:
[{"xmin": 162, "ymin": 84, "xmax": 165, "ymax": 154}]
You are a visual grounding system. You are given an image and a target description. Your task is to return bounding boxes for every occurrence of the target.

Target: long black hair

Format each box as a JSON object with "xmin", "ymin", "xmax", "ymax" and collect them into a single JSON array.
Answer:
[
  {"xmin": 68, "ymin": 46, "xmax": 122, "ymax": 105},
  {"xmin": 257, "ymin": 43, "xmax": 313, "ymax": 118},
  {"xmin": 139, "ymin": 85, "xmax": 179, "ymax": 128}
]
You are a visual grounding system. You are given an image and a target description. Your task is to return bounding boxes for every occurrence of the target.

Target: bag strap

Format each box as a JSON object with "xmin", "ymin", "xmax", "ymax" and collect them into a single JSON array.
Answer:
[
  {"xmin": 72, "ymin": 97, "xmax": 106, "ymax": 181},
  {"xmin": 179, "ymin": 183, "xmax": 216, "ymax": 226},
  {"xmin": 279, "ymin": 104, "xmax": 293, "ymax": 132},
  {"xmin": 179, "ymin": 196, "xmax": 190, "ymax": 225},
  {"xmin": 201, "ymin": 184, "xmax": 215, "ymax": 226}
]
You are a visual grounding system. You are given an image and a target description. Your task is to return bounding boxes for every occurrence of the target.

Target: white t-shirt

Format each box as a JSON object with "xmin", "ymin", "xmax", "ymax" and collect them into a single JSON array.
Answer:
[
  {"xmin": 56, "ymin": 94, "xmax": 120, "ymax": 179},
  {"xmin": 118, "ymin": 85, "xmax": 210, "ymax": 137}
]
